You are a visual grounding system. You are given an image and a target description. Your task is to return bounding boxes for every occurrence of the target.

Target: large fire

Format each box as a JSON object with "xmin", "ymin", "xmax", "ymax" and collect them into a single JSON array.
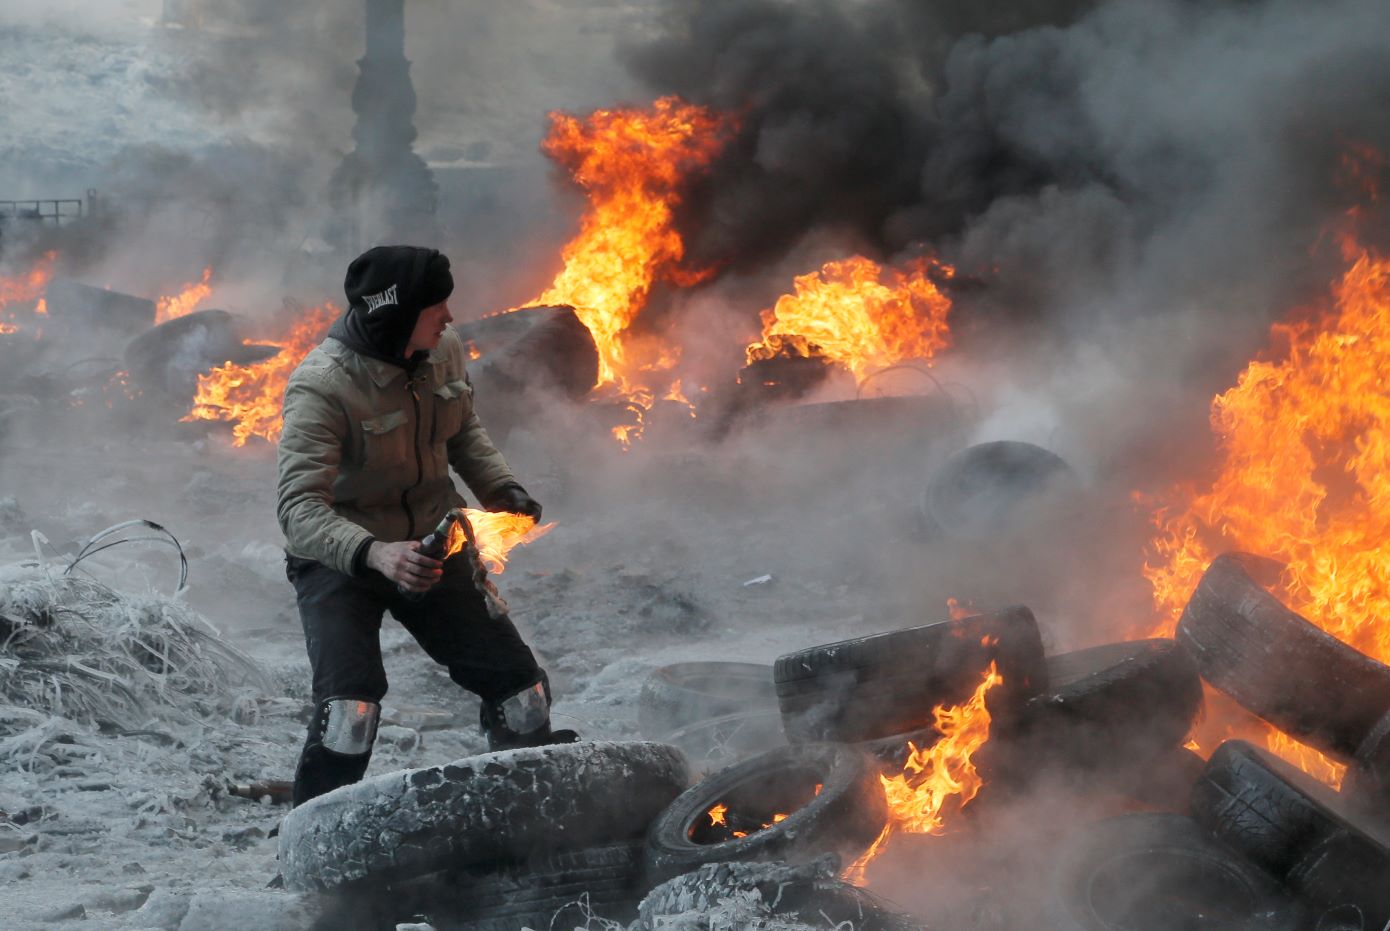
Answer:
[
  {"xmin": 183, "ymin": 303, "xmax": 337, "ymax": 445},
  {"xmin": 523, "ymin": 96, "xmax": 731, "ymax": 391},
  {"xmin": 443, "ymin": 509, "xmax": 556, "ymax": 575},
  {"xmin": 155, "ymin": 266, "xmax": 213, "ymax": 324},
  {"xmin": 746, "ymin": 256, "xmax": 954, "ymax": 383},
  {"xmin": 0, "ymin": 251, "xmax": 57, "ymax": 333},
  {"xmin": 1144, "ymin": 239, "xmax": 1390, "ymax": 786},
  {"xmin": 844, "ymin": 663, "xmax": 1001, "ymax": 884}
]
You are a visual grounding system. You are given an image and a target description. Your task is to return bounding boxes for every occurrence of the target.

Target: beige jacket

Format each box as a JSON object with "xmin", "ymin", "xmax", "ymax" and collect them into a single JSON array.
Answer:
[{"xmin": 276, "ymin": 328, "xmax": 517, "ymax": 574}]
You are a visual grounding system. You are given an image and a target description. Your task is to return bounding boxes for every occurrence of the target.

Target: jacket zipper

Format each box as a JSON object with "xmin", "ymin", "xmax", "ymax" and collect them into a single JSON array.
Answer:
[{"xmin": 400, "ymin": 377, "xmax": 425, "ymax": 539}]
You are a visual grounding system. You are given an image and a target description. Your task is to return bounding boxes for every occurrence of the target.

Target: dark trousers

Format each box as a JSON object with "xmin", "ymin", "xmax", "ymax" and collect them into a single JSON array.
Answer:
[{"xmin": 286, "ymin": 553, "xmax": 543, "ymax": 708}]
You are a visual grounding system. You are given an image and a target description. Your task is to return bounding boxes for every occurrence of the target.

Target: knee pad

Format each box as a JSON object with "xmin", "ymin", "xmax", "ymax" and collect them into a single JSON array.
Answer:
[
  {"xmin": 311, "ymin": 696, "xmax": 380, "ymax": 756},
  {"xmin": 482, "ymin": 672, "xmax": 551, "ymax": 738}
]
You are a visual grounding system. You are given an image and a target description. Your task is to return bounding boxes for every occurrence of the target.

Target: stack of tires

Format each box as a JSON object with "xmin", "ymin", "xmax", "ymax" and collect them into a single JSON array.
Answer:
[{"xmin": 1050, "ymin": 553, "xmax": 1390, "ymax": 929}]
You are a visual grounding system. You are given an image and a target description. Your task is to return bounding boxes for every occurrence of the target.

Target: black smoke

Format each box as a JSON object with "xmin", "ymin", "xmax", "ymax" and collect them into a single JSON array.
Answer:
[{"xmin": 626, "ymin": 0, "xmax": 1390, "ymax": 331}]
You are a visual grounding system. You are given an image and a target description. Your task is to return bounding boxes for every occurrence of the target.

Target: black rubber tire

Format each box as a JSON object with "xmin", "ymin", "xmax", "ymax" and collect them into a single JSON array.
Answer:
[
  {"xmin": 856, "ymin": 726, "xmax": 940, "ymax": 771},
  {"xmin": 637, "ymin": 662, "xmax": 777, "ymax": 740},
  {"xmin": 1177, "ymin": 553, "xmax": 1390, "ymax": 759},
  {"xmin": 1049, "ymin": 813, "xmax": 1301, "ymax": 930},
  {"xmin": 1190, "ymin": 740, "xmax": 1390, "ymax": 925},
  {"xmin": 393, "ymin": 842, "xmax": 644, "ymax": 931},
  {"xmin": 1345, "ymin": 708, "xmax": 1390, "ymax": 816},
  {"xmin": 660, "ymin": 709, "xmax": 788, "ymax": 778},
  {"xmin": 643, "ymin": 743, "xmax": 888, "ymax": 886},
  {"xmin": 277, "ymin": 741, "xmax": 688, "ymax": 892},
  {"xmin": 920, "ymin": 440, "xmax": 1078, "ymax": 541},
  {"xmin": 773, "ymin": 606, "xmax": 1047, "ymax": 743},
  {"xmin": 638, "ymin": 858, "xmax": 924, "ymax": 931},
  {"xmin": 123, "ymin": 308, "xmax": 279, "ymax": 400},
  {"xmin": 1007, "ymin": 639, "xmax": 1203, "ymax": 772}
]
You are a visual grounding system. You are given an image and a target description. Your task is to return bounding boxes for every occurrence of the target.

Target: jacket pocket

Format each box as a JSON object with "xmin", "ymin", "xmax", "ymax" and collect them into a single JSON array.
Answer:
[
  {"xmin": 431, "ymin": 378, "xmax": 471, "ymax": 444},
  {"xmin": 360, "ymin": 409, "xmax": 409, "ymax": 471}
]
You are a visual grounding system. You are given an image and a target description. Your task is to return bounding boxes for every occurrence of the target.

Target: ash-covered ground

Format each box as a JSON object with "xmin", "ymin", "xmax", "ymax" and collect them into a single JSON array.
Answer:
[{"xmin": 3, "ymin": 0, "xmax": 1389, "ymax": 928}]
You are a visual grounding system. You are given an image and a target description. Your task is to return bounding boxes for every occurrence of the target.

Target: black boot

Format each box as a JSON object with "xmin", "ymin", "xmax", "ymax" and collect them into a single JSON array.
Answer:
[
  {"xmin": 291, "ymin": 744, "xmax": 372, "ymax": 807},
  {"xmin": 481, "ymin": 674, "xmax": 580, "ymax": 752},
  {"xmin": 291, "ymin": 697, "xmax": 380, "ymax": 807}
]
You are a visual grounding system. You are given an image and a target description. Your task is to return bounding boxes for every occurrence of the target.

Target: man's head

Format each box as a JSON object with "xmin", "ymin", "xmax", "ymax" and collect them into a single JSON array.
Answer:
[{"xmin": 342, "ymin": 245, "xmax": 454, "ymax": 360}]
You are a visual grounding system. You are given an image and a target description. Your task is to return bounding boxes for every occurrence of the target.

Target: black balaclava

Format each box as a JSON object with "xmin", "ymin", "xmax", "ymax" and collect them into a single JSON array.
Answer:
[{"xmin": 329, "ymin": 245, "xmax": 454, "ymax": 366}]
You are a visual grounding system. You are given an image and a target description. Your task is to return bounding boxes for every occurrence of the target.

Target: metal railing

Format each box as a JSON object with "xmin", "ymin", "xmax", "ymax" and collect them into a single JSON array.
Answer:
[{"xmin": 0, "ymin": 191, "xmax": 95, "ymax": 226}]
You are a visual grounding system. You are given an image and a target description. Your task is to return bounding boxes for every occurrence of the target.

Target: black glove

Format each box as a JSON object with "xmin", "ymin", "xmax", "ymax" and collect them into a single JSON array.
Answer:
[{"xmin": 489, "ymin": 484, "xmax": 542, "ymax": 522}]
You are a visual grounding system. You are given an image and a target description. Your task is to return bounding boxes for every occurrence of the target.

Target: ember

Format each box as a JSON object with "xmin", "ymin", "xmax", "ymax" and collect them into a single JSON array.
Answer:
[
  {"xmin": 0, "ymin": 251, "xmax": 57, "ymax": 332},
  {"xmin": 746, "ymin": 256, "xmax": 954, "ymax": 383},
  {"xmin": 1144, "ymin": 239, "xmax": 1390, "ymax": 785}
]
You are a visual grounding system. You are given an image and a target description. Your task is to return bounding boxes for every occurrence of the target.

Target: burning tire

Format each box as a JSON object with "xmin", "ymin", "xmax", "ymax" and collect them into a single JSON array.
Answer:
[
  {"xmin": 643, "ymin": 743, "xmax": 888, "ymax": 886},
  {"xmin": 919, "ymin": 440, "xmax": 1078, "ymax": 541},
  {"xmin": 1177, "ymin": 553, "xmax": 1390, "ymax": 759},
  {"xmin": 637, "ymin": 661, "xmax": 778, "ymax": 740},
  {"xmin": 638, "ymin": 858, "xmax": 922, "ymax": 931},
  {"xmin": 1190, "ymin": 740, "xmax": 1390, "ymax": 926},
  {"xmin": 277, "ymin": 741, "xmax": 688, "ymax": 893},
  {"xmin": 393, "ymin": 842, "xmax": 644, "ymax": 931},
  {"xmin": 1005, "ymin": 639, "xmax": 1203, "ymax": 773},
  {"xmin": 773, "ymin": 606, "xmax": 1047, "ymax": 743},
  {"xmin": 123, "ymin": 309, "xmax": 279, "ymax": 401},
  {"xmin": 1346, "ymin": 709, "xmax": 1390, "ymax": 814},
  {"xmin": 1049, "ymin": 813, "xmax": 1300, "ymax": 930},
  {"xmin": 660, "ymin": 709, "xmax": 788, "ymax": 778},
  {"xmin": 455, "ymin": 305, "xmax": 599, "ymax": 438}
]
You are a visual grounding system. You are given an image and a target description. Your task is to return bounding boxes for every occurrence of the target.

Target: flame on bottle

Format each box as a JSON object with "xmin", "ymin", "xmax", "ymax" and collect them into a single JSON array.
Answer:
[{"xmin": 442, "ymin": 509, "xmax": 555, "ymax": 575}]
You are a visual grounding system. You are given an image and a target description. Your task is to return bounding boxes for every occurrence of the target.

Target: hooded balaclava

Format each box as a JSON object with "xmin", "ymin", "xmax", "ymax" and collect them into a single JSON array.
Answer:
[{"xmin": 328, "ymin": 245, "xmax": 454, "ymax": 365}]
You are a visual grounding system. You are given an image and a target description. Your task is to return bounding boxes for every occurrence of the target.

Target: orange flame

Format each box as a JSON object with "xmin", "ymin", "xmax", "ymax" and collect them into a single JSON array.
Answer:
[
  {"xmin": 0, "ymin": 251, "xmax": 57, "ymax": 333},
  {"xmin": 707, "ymin": 802, "xmax": 728, "ymax": 827},
  {"xmin": 746, "ymin": 256, "xmax": 953, "ymax": 383},
  {"xmin": 1143, "ymin": 240, "xmax": 1390, "ymax": 786},
  {"xmin": 183, "ymin": 303, "xmax": 337, "ymax": 445},
  {"xmin": 441, "ymin": 509, "xmax": 556, "ymax": 575},
  {"xmin": 155, "ymin": 266, "xmax": 213, "ymax": 324},
  {"xmin": 523, "ymin": 96, "xmax": 731, "ymax": 393},
  {"xmin": 844, "ymin": 663, "xmax": 1001, "ymax": 884}
]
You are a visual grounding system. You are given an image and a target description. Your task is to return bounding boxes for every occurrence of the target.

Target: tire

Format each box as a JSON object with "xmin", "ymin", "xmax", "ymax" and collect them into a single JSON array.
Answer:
[
  {"xmin": 773, "ymin": 606, "xmax": 1047, "ymax": 743},
  {"xmin": 1190, "ymin": 740, "xmax": 1390, "ymax": 926},
  {"xmin": 920, "ymin": 441, "xmax": 1077, "ymax": 541},
  {"xmin": 1177, "ymin": 553, "xmax": 1390, "ymax": 758},
  {"xmin": 643, "ymin": 743, "xmax": 888, "ymax": 886},
  {"xmin": 637, "ymin": 662, "xmax": 777, "ymax": 740},
  {"xmin": 453, "ymin": 306, "xmax": 600, "ymax": 443},
  {"xmin": 1049, "ymin": 813, "xmax": 1301, "ymax": 931},
  {"xmin": 661, "ymin": 709, "xmax": 788, "ymax": 778},
  {"xmin": 1007, "ymin": 639, "xmax": 1203, "ymax": 772},
  {"xmin": 393, "ymin": 842, "xmax": 644, "ymax": 931},
  {"xmin": 277, "ymin": 741, "xmax": 688, "ymax": 892},
  {"xmin": 856, "ymin": 726, "xmax": 939, "ymax": 771},
  {"xmin": 123, "ymin": 309, "xmax": 279, "ymax": 401},
  {"xmin": 454, "ymin": 305, "xmax": 598, "ymax": 398},
  {"xmin": 638, "ymin": 858, "xmax": 923, "ymax": 931},
  {"xmin": 1345, "ymin": 709, "xmax": 1390, "ymax": 815}
]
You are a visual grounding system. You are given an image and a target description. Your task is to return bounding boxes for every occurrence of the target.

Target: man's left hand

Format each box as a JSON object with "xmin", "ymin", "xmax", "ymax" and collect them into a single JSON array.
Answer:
[{"xmin": 490, "ymin": 484, "xmax": 542, "ymax": 522}]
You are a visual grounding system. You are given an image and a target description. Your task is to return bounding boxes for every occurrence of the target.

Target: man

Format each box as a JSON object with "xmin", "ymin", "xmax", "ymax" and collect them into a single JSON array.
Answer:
[{"xmin": 276, "ymin": 244, "xmax": 575, "ymax": 807}]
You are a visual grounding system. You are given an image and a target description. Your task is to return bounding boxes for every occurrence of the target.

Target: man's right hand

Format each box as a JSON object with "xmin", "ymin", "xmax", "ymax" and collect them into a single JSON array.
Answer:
[{"xmin": 366, "ymin": 540, "xmax": 443, "ymax": 592}]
